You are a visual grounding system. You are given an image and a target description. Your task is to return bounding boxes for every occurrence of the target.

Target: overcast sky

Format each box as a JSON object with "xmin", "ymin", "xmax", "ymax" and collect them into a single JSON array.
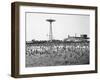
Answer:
[{"xmin": 26, "ymin": 12, "xmax": 90, "ymax": 41}]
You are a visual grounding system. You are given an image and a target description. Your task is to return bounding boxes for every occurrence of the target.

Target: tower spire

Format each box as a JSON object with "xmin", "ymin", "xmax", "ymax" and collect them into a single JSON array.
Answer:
[{"xmin": 46, "ymin": 19, "xmax": 55, "ymax": 41}]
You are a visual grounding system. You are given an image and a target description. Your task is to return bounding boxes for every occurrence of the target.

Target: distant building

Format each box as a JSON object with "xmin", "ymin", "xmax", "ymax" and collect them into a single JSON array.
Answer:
[
  {"xmin": 64, "ymin": 34, "xmax": 89, "ymax": 42},
  {"xmin": 26, "ymin": 41, "xmax": 33, "ymax": 44}
]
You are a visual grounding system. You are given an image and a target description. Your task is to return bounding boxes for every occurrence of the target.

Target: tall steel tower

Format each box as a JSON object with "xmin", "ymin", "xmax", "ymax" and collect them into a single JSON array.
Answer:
[{"xmin": 46, "ymin": 19, "xmax": 55, "ymax": 41}]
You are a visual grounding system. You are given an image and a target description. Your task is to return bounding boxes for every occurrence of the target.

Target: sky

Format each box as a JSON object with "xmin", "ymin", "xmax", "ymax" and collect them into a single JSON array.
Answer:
[{"xmin": 26, "ymin": 12, "xmax": 90, "ymax": 41}]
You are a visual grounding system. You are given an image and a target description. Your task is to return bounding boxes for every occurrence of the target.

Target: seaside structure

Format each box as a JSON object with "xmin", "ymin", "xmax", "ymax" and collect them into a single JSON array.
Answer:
[{"xmin": 46, "ymin": 19, "xmax": 55, "ymax": 41}]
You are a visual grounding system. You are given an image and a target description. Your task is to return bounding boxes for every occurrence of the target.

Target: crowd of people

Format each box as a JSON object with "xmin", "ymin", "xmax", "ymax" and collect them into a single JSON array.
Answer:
[{"xmin": 26, "ymin": 42, "xmax": 89, "ymax": 67}]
